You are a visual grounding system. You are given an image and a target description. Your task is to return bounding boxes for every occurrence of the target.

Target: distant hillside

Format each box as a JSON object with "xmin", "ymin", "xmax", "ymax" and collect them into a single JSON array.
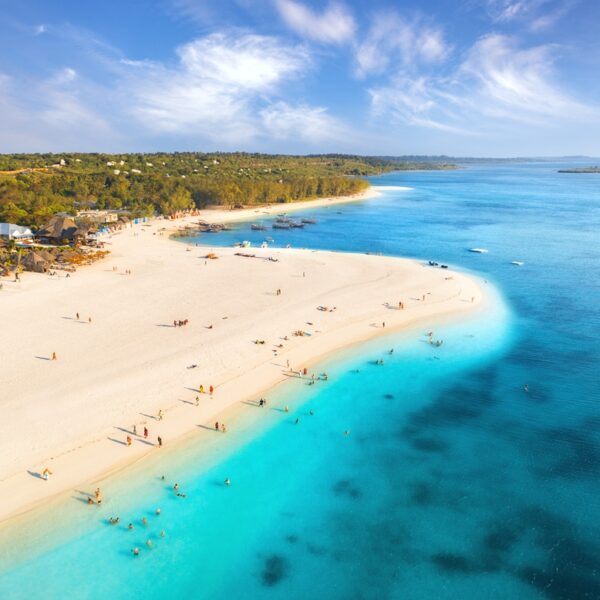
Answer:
[{"xmin": 0, "ymin": 152, "xmax": 455, "ymax": 227}]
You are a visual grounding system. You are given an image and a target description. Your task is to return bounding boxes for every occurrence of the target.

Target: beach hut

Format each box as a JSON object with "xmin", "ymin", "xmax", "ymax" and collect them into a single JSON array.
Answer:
[
  {"xmin": 36, "ymin": 216, "xmax": 78, "ymax": 244},
  {"xmin": 22, "ymin": 251, "xmax": 50, "ymax": 273}
]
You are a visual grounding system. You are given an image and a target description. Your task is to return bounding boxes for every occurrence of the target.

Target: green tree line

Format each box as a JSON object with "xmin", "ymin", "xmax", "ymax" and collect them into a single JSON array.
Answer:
[{"xmin": 0, "ymin": 152, "xmax": 454, "ymax": 227}]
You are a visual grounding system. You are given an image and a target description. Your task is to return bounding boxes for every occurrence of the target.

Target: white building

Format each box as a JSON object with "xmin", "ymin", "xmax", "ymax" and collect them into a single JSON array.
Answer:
[{"xmin": 0, "ymin": 223, "xmax": 34, "ymax": 239}]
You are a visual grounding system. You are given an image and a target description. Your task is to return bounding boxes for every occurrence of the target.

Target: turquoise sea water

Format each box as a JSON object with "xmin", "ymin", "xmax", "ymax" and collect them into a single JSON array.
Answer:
[{"xmin": 1, "ymin": 162, "xmax": 599, "ymax": 599}]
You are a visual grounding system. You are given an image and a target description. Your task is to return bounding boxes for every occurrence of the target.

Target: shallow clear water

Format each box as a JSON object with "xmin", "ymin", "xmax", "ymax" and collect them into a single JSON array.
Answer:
[{"xmin": 1, "ymin": 162, "xmax": 599, "ymax": 599}]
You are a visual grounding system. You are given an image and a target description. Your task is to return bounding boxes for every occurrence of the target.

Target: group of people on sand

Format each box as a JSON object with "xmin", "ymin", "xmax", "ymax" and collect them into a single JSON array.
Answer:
[
  {"xmin": 86, "ymin": 487, "xmax": 103, "ymax": 505},
  {"xmin": 214, "ymin": 421, "xmax": 227, "ymax": 433},
  {"xmin": 126, "ymin": 423, "xmax": 162, "ymax": 447},
  {"xmin": 198, "ymin": 384, "xmax": 214, "ymax": 394},
  {"xmin": 173, "ymin": 319, "xmax": 189, "ymax": 327},
  {"xmin": 74, "ymin": 312, "xmax": 93, "ymax": 323}
]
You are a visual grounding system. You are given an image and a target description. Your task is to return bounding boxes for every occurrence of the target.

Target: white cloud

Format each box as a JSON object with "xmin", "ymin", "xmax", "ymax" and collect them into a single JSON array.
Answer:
[
  {"xmin": 34, "ymin": 24, "xmax": 46, "ymax": 35},
  {"xmin": 121, "ymin": 33, "xmax": 310, "ymax": 142},
  {"xmin": 275, "ymin": 0, "xmax": 356, "ymax": 44},
  {"xmin": 483, "ymin": 0, "xmax": 569, "ymax": 31},
  {"xmin": 0, "ymin": 69, "xmax": 117, "ymax": 151},
  {"xmin": 368, "ymin": 34, "xmax": 598, "ymax": 135},
  {"xmin": 260, "ymin": 101, "xmax": 347, "ymax": 143},
  {"xmin": 355, "ymin": 12, "xmax": 450, "ymax": 78}
]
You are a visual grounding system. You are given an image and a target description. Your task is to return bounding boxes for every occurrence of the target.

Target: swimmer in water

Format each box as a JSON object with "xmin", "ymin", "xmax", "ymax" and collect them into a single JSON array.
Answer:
[
  {"xmin": 155, "ymin": 508, "xmax": 161, "ymax": 515},
  {"xmin": 224, "ymin": 478, "xmax": 231, "ymax": 486},
  {"xmin": 146, "ymin": 539, "xmax": 153, "ymax": 548},
  {"xmin": 524, "ymin": 384, "xmax": 529, "ymax": 393},
  {"xmin": 128, "ymin": 523, "xmax": 134, "ymax": 530},
  {"xmin": 173, "ymin": 483, "xmax": 179, "ymax": 491},
  {"xmin": 344, "ymin": 430, "xmax": 351, "ymax": 436},
  {"xmin": 160, "ymin": 530, "xmax": 166, "ymax": 538},
  {"xmin": 284, "ymin": 406, "xmax": 289, "ymax": 413},
  {"xmin": 142, "ymin": 517, "xmax": 148, "ymax": 526},
  {"xmin": 87, "ymin": 497, "xmax": 94, "ymax": 505},
  {"xmin": 309, "ymin": 410, "xmax": 314, "ymax": 416},
  {"xmin": 132, "ymin": 547, "xmax": 140, "ymax": 556}
]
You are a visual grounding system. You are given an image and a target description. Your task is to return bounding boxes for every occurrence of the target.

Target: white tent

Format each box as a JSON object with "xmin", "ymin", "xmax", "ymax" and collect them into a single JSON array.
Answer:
[{"xmin": 0, "ymin": 223, "xmax": 34, "ymax": 239}]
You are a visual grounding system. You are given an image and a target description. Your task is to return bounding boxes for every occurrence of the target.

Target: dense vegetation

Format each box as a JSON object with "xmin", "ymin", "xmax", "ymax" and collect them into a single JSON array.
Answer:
[
  {"xmin": 557, "ymin": 166, "xmax": 600, "ymax": 173},
  {"xmin": 0, "ymin": 152, "xmax": 455, "ymax": 227}
]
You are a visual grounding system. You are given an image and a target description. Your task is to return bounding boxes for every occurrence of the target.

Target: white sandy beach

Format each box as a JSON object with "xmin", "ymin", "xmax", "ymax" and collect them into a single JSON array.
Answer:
[{"xmin": 0, "ymin": 189, "xmax": 483, "ymax": 524}]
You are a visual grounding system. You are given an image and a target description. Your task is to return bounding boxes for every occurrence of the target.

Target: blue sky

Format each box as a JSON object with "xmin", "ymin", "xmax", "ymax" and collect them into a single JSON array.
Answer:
[{"xmin": 1, "ymin": 0, "xmax": 599, "ymax": 156}]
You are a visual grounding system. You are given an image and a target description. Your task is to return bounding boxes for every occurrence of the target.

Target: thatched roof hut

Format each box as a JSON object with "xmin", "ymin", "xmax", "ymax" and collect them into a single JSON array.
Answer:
[
  {"xmin": 22, "ymin": 251, "xmax": 50, "ymax": 273},
  {"xmin": 36, "ymin": 216, "xmax": 77, "ymax": 242}
]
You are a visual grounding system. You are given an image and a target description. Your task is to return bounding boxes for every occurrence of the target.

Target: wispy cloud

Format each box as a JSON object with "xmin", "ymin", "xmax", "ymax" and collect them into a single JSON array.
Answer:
[
  {"xmin": 261, "ymin": 101, "xmax": 348, "ymax": 143},
  {"xmin": 368, "ymin": 34, "xmax": 598, "ymax": 135},
  {"xmin": 274, "ymin": 0, "xmax": 356, "ymax": 44},
  {"xmin": 482, "ymin": 0, "xmax": 571, "ymax": 31},
  {"xmin": 355, "ymin": 12, "xmax": 450, "ymax": 78},
  {"xmin": 0, "ymin": 68, "xmax": 117, "ymax": 151},
  {"xmin": 119, "ymin": 32, "xmax": 313, "ymax": 143}
]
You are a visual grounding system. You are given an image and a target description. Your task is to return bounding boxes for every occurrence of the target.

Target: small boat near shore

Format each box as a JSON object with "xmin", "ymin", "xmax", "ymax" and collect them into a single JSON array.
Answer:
[
  {"xmin": 251, "ymin": 224, "xmax": 267, "ymax": 231},
  {"xmin": 469, "ymin": 248, "xmax": 488, "ymax": 254},
  {"xmin": 511, "ymin": 261, "xmax": 524, "ymax": 266},
  {"xmin": 273, "ymin": 222, "xmax": 291, "ymax": 230},
  {"xmin": 289, "ymin": 221, "xmax": 305, "ymax": 228},
  {"xmin": 301, "ymin": 218, "xmax": 318, "ymax": 224}
]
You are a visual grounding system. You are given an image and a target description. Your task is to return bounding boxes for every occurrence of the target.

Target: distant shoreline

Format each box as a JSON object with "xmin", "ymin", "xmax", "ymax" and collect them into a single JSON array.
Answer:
[{"xmin": 557, "ymin": 167, "xmax": 600, "ymax": 173}]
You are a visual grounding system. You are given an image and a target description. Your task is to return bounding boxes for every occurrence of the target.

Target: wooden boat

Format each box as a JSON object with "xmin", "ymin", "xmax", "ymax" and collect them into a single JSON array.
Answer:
[
  {"xmin": 272, "ymin": 222, "xmax": 291, "ymax": 229},
  {"xmin": 251, "ymin": 224, "xmax": 267, "ymax": 231}
]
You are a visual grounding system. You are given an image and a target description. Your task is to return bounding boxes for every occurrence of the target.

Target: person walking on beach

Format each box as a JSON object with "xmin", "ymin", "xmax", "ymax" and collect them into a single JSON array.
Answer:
[
  {"xmin": 95, "ymin": 488, "xmax": 102, "ymax": 504},
  {"xmin": 195, "ymin": 396, "xmax": 200, "ymax": 406},
  {"xmin": 76, "ymin": 312, "xmax": 80, "ymax": 320},
  {"xmin": 144, "ymin": 427, "xmax": 148, "ymax": 439},
  {"xmin": 157, "ymin": 436, "xmax": 163, "ymax": 448},
  {"xmin": 133, "ymin": 425, "xmax": 137, "ymax": 435},
  {"xmin": 215, "ymin": 421, "xmax": 219, "ymax": 431},
  {"xmin": 51, "ymin": 352, "xmax": 57, "ymax": 361},
  {"xmin": 41, "ymin": 468, "xmax": 52, "ymax": 480},
  {"xmin": 158, "ymin": 409, "xmax": 164, "ymax": 421},
  {"xmin": 88, "ymin": 317, "xmax": 92, "ymax": 324},
  {"xmin": 209, "ymin": 385, "xmax": 214, "ymax": 395},
  {"xmin": 221, "ymin": 423, "xmax": 227, "ymax": 433},
  {"xmin": 199, "ymin": 385, "xmax": 204, "ymax": 394},
  {"xmin": 127, "ymin": 435, "xmax": 132, "ymax": 446}
]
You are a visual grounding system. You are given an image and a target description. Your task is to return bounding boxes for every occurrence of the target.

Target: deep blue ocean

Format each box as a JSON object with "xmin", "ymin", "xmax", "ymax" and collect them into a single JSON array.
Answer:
[{"xmin": 0, "ymin": 162, "xmax": 599, "ymax": 599}]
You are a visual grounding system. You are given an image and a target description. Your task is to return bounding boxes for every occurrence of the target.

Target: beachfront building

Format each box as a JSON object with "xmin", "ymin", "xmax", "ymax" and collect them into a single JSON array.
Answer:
[
  {"xmin": 77, "ymin": 210, "xmax": 119, "ymax": 224},
  {"xmin": 36, "ymin": 216, "xmax": 91, "ymax": 245},
  {"xmin": 0, "ymin": 223, "xmax": 34, "ymax": 239}
]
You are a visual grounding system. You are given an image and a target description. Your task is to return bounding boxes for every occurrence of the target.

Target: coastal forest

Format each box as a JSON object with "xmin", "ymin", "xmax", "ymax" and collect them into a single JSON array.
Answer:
[{"xmin": 0, "ymin": 152, "xmax": 454, "ymax": 227}]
